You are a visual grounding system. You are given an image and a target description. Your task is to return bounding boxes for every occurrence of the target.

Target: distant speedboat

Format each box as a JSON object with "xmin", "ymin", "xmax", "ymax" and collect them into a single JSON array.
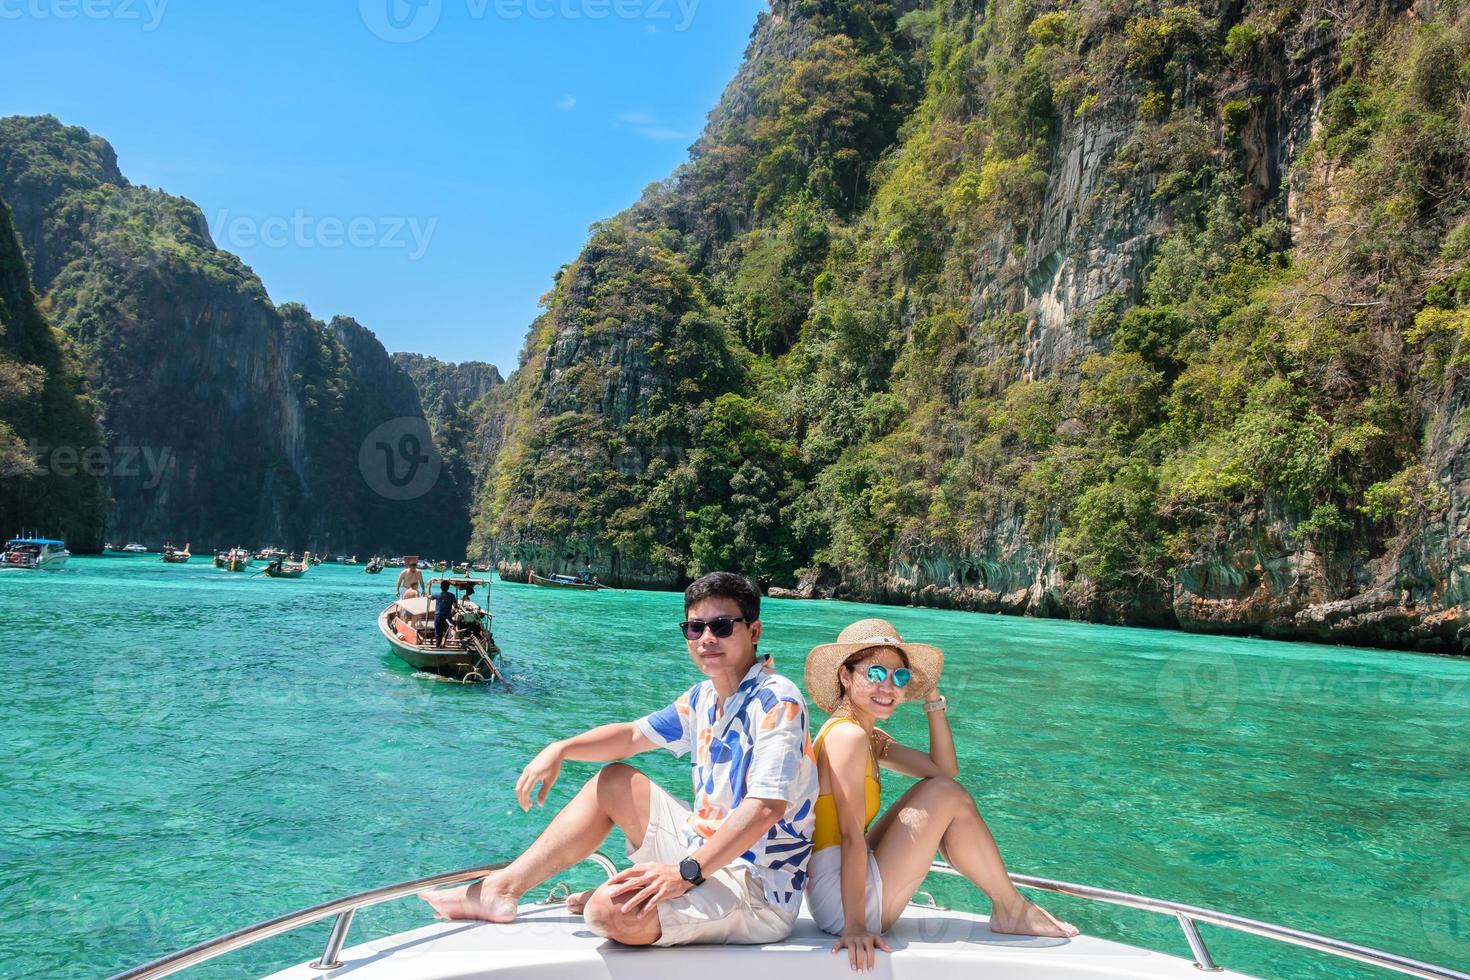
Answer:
[
  {"xmin": 256, "ymin": 547, "xmax": 288, "ymax": 561},
  {"xmin": 161, "ymin": 543, "xmax": 192, "ymax": 564},
  {"xmin": 1, "ymin": 536, "xmax": 70, "ymax": 570},
  {"xmin": 122, "ymin": 542, "xmax": 147, "ymax": 554}
]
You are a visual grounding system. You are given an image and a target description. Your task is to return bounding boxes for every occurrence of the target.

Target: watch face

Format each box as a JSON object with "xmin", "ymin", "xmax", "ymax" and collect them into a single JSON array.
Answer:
[{"xmin": 680, "ymin": 857, "xmax": 701, "ymax": 882}]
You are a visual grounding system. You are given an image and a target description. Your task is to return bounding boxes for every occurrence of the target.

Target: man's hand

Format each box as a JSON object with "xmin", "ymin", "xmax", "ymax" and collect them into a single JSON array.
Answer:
[
  {"xmin": 515, "ymin": 743, "xmax": 564, "ymax": 811},
  {"xmin": 606, "ymin": 863, "xmax": 692, "ymax": 919}
]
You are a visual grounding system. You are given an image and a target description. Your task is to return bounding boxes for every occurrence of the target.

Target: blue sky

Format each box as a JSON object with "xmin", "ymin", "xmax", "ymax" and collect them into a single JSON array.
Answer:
[{"xmin": 0, "ymin": 0, "xmax": 767, "ymax": 373}]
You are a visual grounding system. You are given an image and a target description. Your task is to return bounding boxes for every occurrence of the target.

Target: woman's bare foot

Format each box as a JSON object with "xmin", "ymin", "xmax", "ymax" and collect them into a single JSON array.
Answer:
[
  {"xmin": 989, "ymin": 898, "xmax": 1078, "ymax": 938},
  {"xmin": 565, "ymin": 889, "xmax": 593, "ymax": 915},
  {"xmin": 418, "ymin": 876, "xmax": 522, "ymax": 923}
]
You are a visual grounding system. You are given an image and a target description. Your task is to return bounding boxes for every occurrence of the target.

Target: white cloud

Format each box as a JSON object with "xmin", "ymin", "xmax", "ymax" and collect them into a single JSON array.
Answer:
[
  {"xmin": 558, "ymin": 95, "xmax": 577, "ymax": 111},
  {"xmin": 615, "ymin": 110, "xmax": 692, "ymax": 143}
]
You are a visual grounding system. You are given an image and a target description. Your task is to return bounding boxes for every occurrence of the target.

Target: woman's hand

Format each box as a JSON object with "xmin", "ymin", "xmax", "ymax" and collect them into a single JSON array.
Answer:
[
  {"xmin": 833, "ymin": 926, "xmax": 890, "ymax": 972},
  {"xmin": 515, "ymin": 742, "xmax": 564, "ymax": 810}
]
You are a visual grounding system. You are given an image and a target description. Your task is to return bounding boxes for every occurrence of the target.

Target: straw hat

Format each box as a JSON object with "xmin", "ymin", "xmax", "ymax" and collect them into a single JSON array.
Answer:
[{"xmin": 804, "ymin": 618, "xmax": 944, "ymax": 714}]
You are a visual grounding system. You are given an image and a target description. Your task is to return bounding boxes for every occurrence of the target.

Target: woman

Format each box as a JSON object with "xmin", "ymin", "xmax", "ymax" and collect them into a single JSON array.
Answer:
[{"xmin": 804, "ymin": 618, "xmax": 1077, "ymax": 971}]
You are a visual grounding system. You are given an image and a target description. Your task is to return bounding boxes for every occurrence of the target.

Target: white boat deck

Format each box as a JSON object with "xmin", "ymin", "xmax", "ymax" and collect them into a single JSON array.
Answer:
[{"xmin": 264, "ymin": 902, "xmax": 1259, "ymax": 979}]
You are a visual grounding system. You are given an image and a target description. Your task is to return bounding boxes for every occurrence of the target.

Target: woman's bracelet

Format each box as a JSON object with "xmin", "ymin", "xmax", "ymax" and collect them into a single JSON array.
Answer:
[{"xmin": 924, "ymin": 695, "xmax": 948, "ymax": 714}]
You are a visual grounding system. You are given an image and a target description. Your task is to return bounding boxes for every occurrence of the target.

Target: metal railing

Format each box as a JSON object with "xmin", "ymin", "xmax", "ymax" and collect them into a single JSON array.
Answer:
[
  {"xmin": 105, "ymin": 856, "xmax": 1469, "ymax": 980},
  {"xmin": 933, "ymin": 863, "xmax": 1468, "ymax": 980}
]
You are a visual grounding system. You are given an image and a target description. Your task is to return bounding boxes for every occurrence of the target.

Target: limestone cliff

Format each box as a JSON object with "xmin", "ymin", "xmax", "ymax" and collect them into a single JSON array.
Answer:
[
  {"xmin": 474, "ymin": 0, "xmax": 1470, "ymax": 653},
  {"xmin": 0, "ymin": 198, "xmax": 108, "ymax": 547},
  {"xmin": 0, "ymin": 116, "xmax": 466, "ymax": 557}
]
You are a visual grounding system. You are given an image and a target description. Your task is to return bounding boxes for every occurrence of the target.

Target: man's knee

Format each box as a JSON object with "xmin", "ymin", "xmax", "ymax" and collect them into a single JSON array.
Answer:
[
  {"xmin": 593, "ymin": 763, "xmax": 649, "ymax": 811},
  {"xmin": 583, "ymin": 885, "xmax": 661, "ymax": 946}
]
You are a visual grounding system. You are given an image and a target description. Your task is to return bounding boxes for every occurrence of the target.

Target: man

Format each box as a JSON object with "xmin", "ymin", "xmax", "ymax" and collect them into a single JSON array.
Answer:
[
  {"xmin": 420, "ymin": 571, "xmax": 817, "ymax": 947},
  {"xmin": 396, "ymin": 556, "xmax": 424, "ymax": 599},
  {"xmin": 433, "ymin": 580, "xmax": 458, "ymax": 648}
]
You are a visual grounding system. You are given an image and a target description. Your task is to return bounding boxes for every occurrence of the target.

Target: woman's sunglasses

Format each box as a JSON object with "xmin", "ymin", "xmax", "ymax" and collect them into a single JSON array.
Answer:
[
  {"xmin": 679, "ymin": 616, "xmax": 752, "ymax": 640},
  {"xmin": 858, "ymin": 664, "xmax": 912, "ymax": 688}
]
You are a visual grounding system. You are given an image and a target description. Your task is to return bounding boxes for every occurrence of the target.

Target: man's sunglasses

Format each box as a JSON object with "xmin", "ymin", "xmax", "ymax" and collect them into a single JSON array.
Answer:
[
  {"xmin": 859, "ymin": 664, "xmax": 912, "ymax": 688},
  {"xmin": 679, "ymin": 616, "xmax": 752, "ymax": 640}
]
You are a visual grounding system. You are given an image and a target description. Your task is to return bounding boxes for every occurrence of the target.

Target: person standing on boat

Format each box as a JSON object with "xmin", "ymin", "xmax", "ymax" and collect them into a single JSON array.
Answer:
[
  {"xmin": 433, "ymin": 581, "xmax": 457, "ymax": 648},
  {"xmin": 396, "ymin": 557, "xmax": 424, "ymax": 599},
  {"xmin": 802, "ymin": 619, "xmax": 1077, "ymax": 972},
  {"xmin": 420, "ymin": 571, "xmax": 818, "ymax": 948}
]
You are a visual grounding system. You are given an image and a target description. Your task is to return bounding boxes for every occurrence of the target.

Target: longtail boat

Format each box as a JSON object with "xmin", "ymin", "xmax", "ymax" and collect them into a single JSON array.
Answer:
[
  {"xmin": 214, "ymin": 548, "xmax": 252, "ymax": 572},
  {"xmin": 529, "ymin": 571, "xmax": 605, "ymax": 592},
  {"xmin": 161, "ymin": 543, "xmax": 191, "ymax": 564},
  {"xmin": 262, "ymin": 552, "xmax": 311, "ymax": 579},
  {"xmin": 378, "ymin": 578, "xmax": 506, "ymax": 685}
]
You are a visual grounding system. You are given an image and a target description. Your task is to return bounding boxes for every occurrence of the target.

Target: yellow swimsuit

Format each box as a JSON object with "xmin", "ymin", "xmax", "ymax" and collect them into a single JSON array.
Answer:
[{"xmin": 811, "ymin": 716, "xmax": 882, "ymax": 852}]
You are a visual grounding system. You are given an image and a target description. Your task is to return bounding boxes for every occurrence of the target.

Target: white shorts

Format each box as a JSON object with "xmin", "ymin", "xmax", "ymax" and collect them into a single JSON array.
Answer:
[
  {"xmin": 624, "ymin": 780, "xmax": 796, "ymax": 947},
  {"xmin": 804, "ymin": 845, "xmax": 884, "ymax": 935}
]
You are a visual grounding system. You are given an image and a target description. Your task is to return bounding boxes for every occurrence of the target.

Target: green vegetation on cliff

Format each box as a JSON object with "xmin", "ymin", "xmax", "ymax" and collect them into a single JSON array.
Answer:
[
  {"xmin": 0, "ymin": 199, "xmax": 108, "ymax": 546},
  {"xmin": 0, "ymin": 116, "xmax": 467, "ymax": 556},
  {"xmin": 476, "ymin": 0, "xmax": 1470, "ymax": 649}
]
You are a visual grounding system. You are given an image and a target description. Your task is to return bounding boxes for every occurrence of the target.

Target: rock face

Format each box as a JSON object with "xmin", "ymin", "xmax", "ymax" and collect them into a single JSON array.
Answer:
[
  {"xmin": 467, "ymin": 0, "xmax": 1470, "ymax": 654},
  {"xmin": 0, "ymin": 116, "xmax": 466, "ymax": 557},
  {"xmin": 0, "ymin": 198, "xmax": 108, "ymax": 548}
]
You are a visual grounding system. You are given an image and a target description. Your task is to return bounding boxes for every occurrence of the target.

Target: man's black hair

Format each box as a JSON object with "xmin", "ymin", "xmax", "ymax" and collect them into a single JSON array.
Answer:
[
  {"xmin": 684, "ymin": 572, "xmax": 760, "ymax": 621},
  {"xmin": 441, "ymin": 581, "xmax": 451, "ymax": 591}
]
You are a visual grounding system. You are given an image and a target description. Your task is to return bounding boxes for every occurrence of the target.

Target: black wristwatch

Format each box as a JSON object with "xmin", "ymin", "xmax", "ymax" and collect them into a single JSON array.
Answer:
[{"xmin": 679, "ymin": 856, "xmax": 705, "ymax": 887}]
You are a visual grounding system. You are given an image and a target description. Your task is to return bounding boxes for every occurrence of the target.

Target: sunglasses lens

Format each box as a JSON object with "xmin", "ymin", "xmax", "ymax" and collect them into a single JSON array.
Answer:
[
  {"xmin": 681, "ymin": 618, "xmax": 740, "ymax": 640},
  {"xmin": 893, "ymin": 668, "xmax": 912, "ymax": 688},
  {"xmin": 866, "ymin": 665, "xmax": 887, "ymax": 684}
]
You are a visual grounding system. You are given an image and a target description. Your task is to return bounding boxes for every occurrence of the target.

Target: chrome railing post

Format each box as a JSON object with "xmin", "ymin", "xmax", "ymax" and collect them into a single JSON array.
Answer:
[
  {"xmin": 309, "ymin": 909, "xmax": 355, "ymax": 971},
  {"xmin": 1176, "ymin": 912, "xmax": 1222, "ymax": 972}
]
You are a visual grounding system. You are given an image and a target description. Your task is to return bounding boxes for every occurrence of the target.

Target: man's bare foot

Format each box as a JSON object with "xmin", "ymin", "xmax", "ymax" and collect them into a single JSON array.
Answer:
[
  {"xmin": 565, "ymin": 889, "xmax": 593, "ymax": 915},
  {"xmin": 989, "ymin": 899, "xmax": 1078, "ymax": 938},
  {"xmin": 418, "ymin": 876, "xmax": 522, "ymax": 923}
]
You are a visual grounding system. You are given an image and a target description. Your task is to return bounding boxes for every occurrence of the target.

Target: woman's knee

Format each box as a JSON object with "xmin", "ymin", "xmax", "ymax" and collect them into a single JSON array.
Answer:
[{"xmin": 919, "ymin": 776, "xmax": 976, "ymax": 810}]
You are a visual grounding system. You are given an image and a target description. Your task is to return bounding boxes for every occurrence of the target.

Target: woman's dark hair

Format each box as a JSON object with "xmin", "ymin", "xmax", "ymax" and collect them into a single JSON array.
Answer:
[{"xmin": 684, "ymin": 571, "xmax": 760, "ymax": 621}]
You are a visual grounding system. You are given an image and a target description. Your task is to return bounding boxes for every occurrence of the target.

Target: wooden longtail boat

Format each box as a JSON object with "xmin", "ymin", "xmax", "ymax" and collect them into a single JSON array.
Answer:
[
  {"xmin": 161, "ymin": 543, "xmax": 191, "ymax": 564},
  {"xmin": 262, "ymin": 553, "xmax": 311, "ymax": 579},
  {"xmin": 214, "ymin": 548, "xmax": 252, "ymax": 572},
  {"xmin": 528, "ymin": 571, "xmax": 605, "ymax": 592},
  {"xmin": 378, "ymin": 578, "xmax": 506, "ymax": 684}
]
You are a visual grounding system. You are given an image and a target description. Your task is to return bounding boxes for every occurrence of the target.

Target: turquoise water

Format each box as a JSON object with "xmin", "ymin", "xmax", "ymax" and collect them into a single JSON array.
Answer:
[{"xmin": 1, "ymin": 556, "xmax": 1467, "ymax": 979}]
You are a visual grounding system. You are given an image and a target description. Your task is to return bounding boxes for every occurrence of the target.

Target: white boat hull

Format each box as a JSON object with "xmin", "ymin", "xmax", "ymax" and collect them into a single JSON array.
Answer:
[{"xmin": 264, "ymin": 902, "xmax": 1259, "ymax": 979}]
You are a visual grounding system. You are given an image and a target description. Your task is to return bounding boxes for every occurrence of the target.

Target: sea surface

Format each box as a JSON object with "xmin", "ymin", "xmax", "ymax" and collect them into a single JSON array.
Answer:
[{"xmin": 1, "ymin": 556, "xmax": 1467, "ymax": 979}]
